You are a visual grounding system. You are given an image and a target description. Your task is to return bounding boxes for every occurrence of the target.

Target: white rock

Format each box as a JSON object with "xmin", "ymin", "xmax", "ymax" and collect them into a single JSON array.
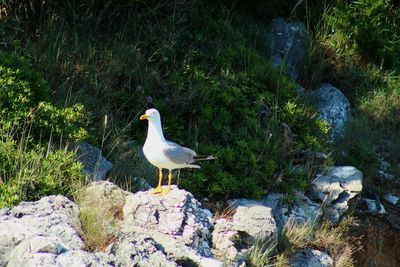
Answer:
[
  {"xmin": 308, "ymin": 166, "xmax": 362, "ymax": 224},
  {"xmin": 291, "ymin": 249, "xmax": 333, "ymax": 267},
  {"xmin": 212, "ymin": 199, "xmax": 277, "ymax": 264},
  {"xmin": 123, "ymin": 186, "xmax": 219, "ymax": 265},
  {"xmin": 0, "ymin": 196, "xmax": 111, "ymax": 266},
  {"xmin": 110, "ymin": 232, "xmax": 177, "ymax": 267}
]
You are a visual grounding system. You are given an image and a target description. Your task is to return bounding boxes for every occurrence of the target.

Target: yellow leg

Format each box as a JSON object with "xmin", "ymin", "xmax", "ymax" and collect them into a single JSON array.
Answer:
[
  {"xmin": 150, "ymin": 168, "xmax": 163, "ymax": 194},
  {"xmin": 161, "ymin": 171, "xmax": 172, "ymax": 195}
]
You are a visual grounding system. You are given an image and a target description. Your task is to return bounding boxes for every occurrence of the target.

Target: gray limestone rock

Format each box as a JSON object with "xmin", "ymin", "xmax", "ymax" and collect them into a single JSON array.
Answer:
[
  {"xmin": 0, "ymin": 184, "xmax": 227, "ymax": 267},
  {"xmin": 0, "ymin": 195, "xmax": 84, "ymax": 252},
  {"xmin": 123, "ymin": 185, "xmax": 213, "ymax": 257},
  {"xmin": 287, "ymin": 192, "xmax": 322, "ymax": 226},
  {"xmin": 305, "ymin": 83, "xmax": 351, "ymax": 140},
  {"xmin": 212, "ymin": 200, "xmax": 277, "ymax": 264},
  {"xmin": 110, "ymin": 232, "xmax": 177, "ymax": 267},
  {"xmin": 291, "ymin": 249, "xmax": 333, "ymax": 267},
  {"xmin": 265, "ymin": 17, "xmax": 308, "ymax": 81},
  {"xmin": 309, "ymin": 166, "xmax": 363, "ymax": 204},
  {"xmin": 308, "ymin": 166, "xmax": 363, "ymax": 224},
  {"xmin": 7, "ymin": 235, "xmax": 110, "ymax": 267},
  {"xmin": 122, "ymin": 186, "xmax": 222, "ymax": 266},
  {"xmin": 0, "ymin": 195, "xmax": 112, "ymax": 266},
  {"xmin": 75, "ymin": 141, "xmax": 113, "ymax": 181}
]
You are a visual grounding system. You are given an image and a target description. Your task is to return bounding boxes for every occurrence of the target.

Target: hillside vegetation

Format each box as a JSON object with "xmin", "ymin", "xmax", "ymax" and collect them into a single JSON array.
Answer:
[{"xmin": 0, "ymin": 0, "xmax": 399, "ymax": 204}]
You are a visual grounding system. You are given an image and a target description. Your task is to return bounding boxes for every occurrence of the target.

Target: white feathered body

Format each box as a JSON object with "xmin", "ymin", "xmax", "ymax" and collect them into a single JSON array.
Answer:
[{"xmin": 143, "ymin": 115, "xmax": 200, "ymax": 170}]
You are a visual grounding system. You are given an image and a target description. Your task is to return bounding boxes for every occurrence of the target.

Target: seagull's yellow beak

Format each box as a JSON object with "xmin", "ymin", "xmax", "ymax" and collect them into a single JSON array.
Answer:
[{"xmin": 140, "ymin": 114, "xmax": 149, "ymax": 120}]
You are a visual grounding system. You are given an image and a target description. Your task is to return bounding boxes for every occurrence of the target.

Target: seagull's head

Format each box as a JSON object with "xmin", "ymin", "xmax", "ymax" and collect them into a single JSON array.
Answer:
[{"xmin": 140, "ymin": 108, "xmax": 161, "ymax": 122}]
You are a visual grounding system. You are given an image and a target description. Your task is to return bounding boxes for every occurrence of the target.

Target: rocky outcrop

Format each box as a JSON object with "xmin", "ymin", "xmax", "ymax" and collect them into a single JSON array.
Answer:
[
  {"xmin": 0, "ymin": 184, "xmax": 223, "ymax": 267},
  {"xmin": 8, "ymin": 235, "xmax": 111, "ymax": 267},
  {"xmin": 308, "ymin": 166, "xmax": 363, "ymax": 224},
  {"xmin": 291, "ymin": 249, "xmax": 333, "ymax": 267},
  {"xmin": 0, "ymin": 195, "xmax": 95, "ymax": 266},
  {"xmin": 265, "ymin": 17, "xmax": 308, "ymax": 81},
  {"xmin": 75, "ymin": 141, "xmax": 113, "ymax": 181},
  {"xmin": 0, "ymin": 174, "xmax": 362, "ymax": 266},
  {"xmin": 252, "ymin": 166, "xmax": 363, "ymax": 227},
  {"xmin": 122, "ymin": 186, "xmax": 222, "ymax": 266},
  {"xmin": 109, "ymin": 232, "xmax": 177, "ymax": 267},
  {"xmin": 123, "ymin": 186, "xmax": 213, "ymax": 257},
  {"xmin": 213, "ymin": 199, "xmax": 278, "ymax": 264}
]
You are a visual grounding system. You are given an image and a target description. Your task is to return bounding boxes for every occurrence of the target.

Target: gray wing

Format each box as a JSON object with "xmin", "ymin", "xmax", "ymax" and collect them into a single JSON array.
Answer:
[{"xmin": 163, "ymin": 141, "xmax": 196, "ymax": 165}]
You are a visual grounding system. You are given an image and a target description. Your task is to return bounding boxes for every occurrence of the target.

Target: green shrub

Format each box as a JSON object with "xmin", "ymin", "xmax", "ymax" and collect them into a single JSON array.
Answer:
[
  {"xmin": 327, "ymin": 0, "xmax": 400, "ymax": 68},
  {"xmin": 0, "ymin": 52, "xmax": 88, "ymax": 142},
  {"xmin": 0, "ymin": 51, "xmax": 89, "ymax": 208},
  {"xmin": 0, "ymin": 137, "xmax": 84, "ymax": 208}
]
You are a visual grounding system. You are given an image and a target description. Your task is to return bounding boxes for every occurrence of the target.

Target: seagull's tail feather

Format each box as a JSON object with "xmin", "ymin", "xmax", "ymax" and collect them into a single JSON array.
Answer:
[
  {"xmin": 186, "ymin": 164, "xmax": 201, "ymax": 169},
  {"xmin": 193, "ymin": 155, "xmax": 217, "ymax": 161}
]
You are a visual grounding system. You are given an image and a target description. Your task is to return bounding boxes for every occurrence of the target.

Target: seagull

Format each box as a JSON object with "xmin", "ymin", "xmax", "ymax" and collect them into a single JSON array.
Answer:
[{"xmin": 140, "ymin": 108, "xmax": 215, "ymax": 195}]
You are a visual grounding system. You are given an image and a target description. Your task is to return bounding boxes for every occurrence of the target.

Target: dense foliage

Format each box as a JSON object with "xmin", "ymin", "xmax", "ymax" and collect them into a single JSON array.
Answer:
[
  {"xmin": 0, "ymin": 52, "xmax": 88, "ymax": 142},
  {"xmin": 0, "ymin": 138, "xmax": 83, "ymax": 208},
  {"xmin": 0, "ymin": 52, "xmax": 88, "ymax": 207},
  {"xmin": 328, "ymin": 0, "xmax": 400, "ymax": 69}
]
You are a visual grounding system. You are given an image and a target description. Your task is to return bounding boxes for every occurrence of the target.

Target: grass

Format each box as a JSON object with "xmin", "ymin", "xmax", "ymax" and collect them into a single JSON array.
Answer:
[
  {"xmin": 0, "ymin": 130, "xmax": 85, "ymax": 208},
  {"xmin": 245, "ymin": 218, "xmax": 355, "ymax": 267},
  {"xmin": 245, "ymin": 237, "xmax": 276, "ymax": 267},
  {"xmin": 75, "ymin": 182, "xmax": 126, "ymax": 251},
  {"xmin": 278, "ymin": 218, "xmax": 355, "ymax": 267}
]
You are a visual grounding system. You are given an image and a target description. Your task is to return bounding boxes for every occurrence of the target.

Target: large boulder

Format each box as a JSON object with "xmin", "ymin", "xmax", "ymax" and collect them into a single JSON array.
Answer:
[
  {"xmin": 265, "ymin": 17, "xmax": 308, "ymax": 81},
  {"xmin": 122, "ymin": 186, "xmax": 221, "ymax": 266},
  {"xmin": 8, "ymin": 235, "xmax": 111, "ymax": 267},
  {"xmin": 0, "ymin": 195, "xmax": 107, "ymax": 266},
  {"xmin": 75, "ymin": 141, "xmax": 113, "ymax": 181},
  {"xmin": 305, "ymin": 83, "xmax": 351, "ymax": 140},
  {"xmin": 308, "ymin": 166, "xmax": 363, "ymax": 224},
  {"xmin": 213, "ymin": 199, "xmax": 278, "ymax": 264},
  {"xmin": 110, "ymin": 232, "xmax": 177, "ymax": 267},
  {"xmin": 263, "ymin": 167, "xmax": 362, "ymax": 227}
]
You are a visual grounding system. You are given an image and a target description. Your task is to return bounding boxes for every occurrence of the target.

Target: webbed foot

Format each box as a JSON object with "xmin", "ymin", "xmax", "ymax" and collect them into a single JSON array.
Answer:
[
  {"xmin": 150, "ymin": 186, "xmax": 163, "ymax": 194},
  {"xmin": 160, "ymin": 187, "xmax": 170, "ymax": 196}
]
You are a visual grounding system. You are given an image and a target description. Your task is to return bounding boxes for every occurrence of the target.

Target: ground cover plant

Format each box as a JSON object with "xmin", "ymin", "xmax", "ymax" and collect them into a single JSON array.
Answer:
[{"xmin": 0, "ymin": 51, "xmax": 88, "ymax": 208}]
